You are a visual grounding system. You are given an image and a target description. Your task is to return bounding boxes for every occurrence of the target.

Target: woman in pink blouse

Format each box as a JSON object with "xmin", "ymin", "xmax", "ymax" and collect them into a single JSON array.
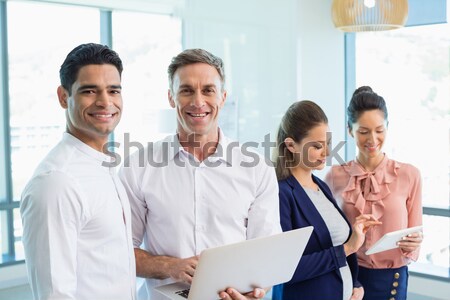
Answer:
[{"xmin": 325, "ymin": 86, "xmax": 423, "ymax": 300}]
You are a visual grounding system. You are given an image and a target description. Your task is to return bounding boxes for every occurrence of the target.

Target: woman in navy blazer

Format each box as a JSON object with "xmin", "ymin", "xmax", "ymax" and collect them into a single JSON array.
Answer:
[{"xmin": 272, "ymin": 101, "xmax": 380, "ymax": 300}]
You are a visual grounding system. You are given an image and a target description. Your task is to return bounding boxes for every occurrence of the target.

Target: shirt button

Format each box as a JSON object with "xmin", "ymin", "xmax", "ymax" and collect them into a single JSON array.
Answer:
[
  {"xmin": 389, "ymin": 298, "xmax": 395, "ymax": 300},
  {"xmin": 393, "ymin": 281, "xmax": 399, "ymax": 287},
  {"xmin": 394, "ymin": 272, "xmax": 400, "ymax": 279},
  {"xmin": 391, "ymin": 289, "xmax": 397, "ymax": 295},
  {"xmin": 195, "ymin": 225, "xmax": 206, "ymax": 232}
]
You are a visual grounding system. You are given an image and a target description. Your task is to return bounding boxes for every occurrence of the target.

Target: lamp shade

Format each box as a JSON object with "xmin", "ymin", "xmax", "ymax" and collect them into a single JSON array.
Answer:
[{"xmin": 332, "ymin": 0, "xmax": 408, "ymax": 32}]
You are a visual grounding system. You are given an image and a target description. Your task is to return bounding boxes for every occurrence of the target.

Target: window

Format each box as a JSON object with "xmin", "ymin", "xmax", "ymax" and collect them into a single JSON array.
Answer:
[
  {"xmin": 0, "ymin": 0, "xmax": 182, "ymax": 267},
  {"xmin": 355, "ymin": 23, "xmax": 450, "ymax": 279}
]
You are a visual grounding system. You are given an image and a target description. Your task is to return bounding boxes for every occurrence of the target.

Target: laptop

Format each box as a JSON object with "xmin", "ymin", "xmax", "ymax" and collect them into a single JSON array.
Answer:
[{"xmin": 154, "ymin": 226, "xmax": 313, "ymax": 300}]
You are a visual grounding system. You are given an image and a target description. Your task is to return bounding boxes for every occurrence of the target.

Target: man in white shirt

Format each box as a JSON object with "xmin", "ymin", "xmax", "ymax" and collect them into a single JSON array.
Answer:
[
  {"xmin": 20, "ymin": 43, "xmax": 136, "ymax": 300},
  {"xmin": 119, "ymin": 48, "xmax": 281, "ymax": 300}
]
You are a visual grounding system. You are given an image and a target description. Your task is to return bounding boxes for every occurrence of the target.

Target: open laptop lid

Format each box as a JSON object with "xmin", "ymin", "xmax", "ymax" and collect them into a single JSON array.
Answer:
[{"xmin": 155, "ymin": 226, "xmax": 313, "ymax": 299}]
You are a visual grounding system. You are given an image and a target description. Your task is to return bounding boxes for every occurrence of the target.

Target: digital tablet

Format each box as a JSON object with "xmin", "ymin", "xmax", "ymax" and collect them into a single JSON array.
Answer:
[{"xmin": 365, "ymin": 225, "xmax": 423, "ymax": 255}]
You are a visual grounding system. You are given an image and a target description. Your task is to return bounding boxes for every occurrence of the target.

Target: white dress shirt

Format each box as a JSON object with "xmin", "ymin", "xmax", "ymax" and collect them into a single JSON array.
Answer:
[
  {"xmin": 119, "ymin": 130, "xmax": 281, "ymax": 299},
  {"xmin": 20, "ymin": 133, "xmax": 136, "ymax": 300}
]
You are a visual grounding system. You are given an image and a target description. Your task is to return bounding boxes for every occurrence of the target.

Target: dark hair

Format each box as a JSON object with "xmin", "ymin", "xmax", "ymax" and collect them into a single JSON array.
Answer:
[
  {"xmin": 167, "ymin": 48, "xmax": 225, "ymax": 91},
  {"xmin": 347, "ymin": 86, "xmax": 388, "ymax": 129},
  {"xmin": 274, "ymin": 100, "xmax": 328, "ymax": 180},
  {"xmin": 59, "ymin": 43, "xmax": 123, "ymax": 95}
]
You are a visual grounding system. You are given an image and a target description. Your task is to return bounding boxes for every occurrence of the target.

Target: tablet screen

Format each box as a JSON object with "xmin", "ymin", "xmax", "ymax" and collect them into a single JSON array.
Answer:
[{"xmin": 365, "ymin": 225, "xmax": 423, "ymax": 255}]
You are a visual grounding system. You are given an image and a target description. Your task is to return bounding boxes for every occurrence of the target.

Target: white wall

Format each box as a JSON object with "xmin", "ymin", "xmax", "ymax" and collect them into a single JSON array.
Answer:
[
  {"xmin": 295, "ymin": 0, "xmax": 347, "ymax": 177},
  {"xmin": 179, "ymin": 0, "xmax": 348, "ymax": 167},
  {"xmin": 180, "ymin": 0, "xmax": 298, "ymax": 150}
]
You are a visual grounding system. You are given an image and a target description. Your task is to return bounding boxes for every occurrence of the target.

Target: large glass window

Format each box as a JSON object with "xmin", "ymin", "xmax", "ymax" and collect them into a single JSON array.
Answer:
[
  {"xmin": 8, "ymin": 1, "xmax": 100, "ymax": 201},
  {"xmin": 0, "ymin": 1, "xmax": 100, "ymax": 265},
  {"xmin": 355, "ymin": 23, "xmax": 450, "ymax": 278}
]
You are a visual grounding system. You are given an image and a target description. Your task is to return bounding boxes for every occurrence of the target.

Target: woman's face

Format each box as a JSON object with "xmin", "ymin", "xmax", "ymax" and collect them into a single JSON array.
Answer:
[
  {"xmin": 350, "ymin": 109, "xmax": 387, "ymax": 161},
  {"xmin": 287, "ymin": 122, "xmax": 330, "ymax": 171}
]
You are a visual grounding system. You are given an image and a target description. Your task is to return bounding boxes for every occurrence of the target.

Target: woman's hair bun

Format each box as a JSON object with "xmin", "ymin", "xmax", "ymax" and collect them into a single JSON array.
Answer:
[{"xmin": 352, "ymin": 86, "xmax": 373, "ymax": 97}]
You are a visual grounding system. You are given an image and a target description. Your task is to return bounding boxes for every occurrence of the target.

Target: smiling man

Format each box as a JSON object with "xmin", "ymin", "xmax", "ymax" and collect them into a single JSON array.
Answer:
[
  {"xmin": 119, "ymin": 49, "xmax": 281, "ymax": 300},
  {"xmin": 20, "ymin": 43, "xmax": 136, "ymax": 300}
]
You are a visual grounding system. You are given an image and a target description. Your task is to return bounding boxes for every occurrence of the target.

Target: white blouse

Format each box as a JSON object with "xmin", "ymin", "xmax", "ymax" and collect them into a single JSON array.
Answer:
[{"xmin": 304, "ymin": 187, "xmax": 353, "ymax": 300}]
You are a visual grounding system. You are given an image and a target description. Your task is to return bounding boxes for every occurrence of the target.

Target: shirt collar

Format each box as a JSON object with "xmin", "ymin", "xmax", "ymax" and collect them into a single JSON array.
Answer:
[
  {"xmin": 168, "ymin": 128, "xmax": 233, "ymax": 166},
  {"xmin": 62, "ymin": 132, "xmax": 114, "ymax": 164}
]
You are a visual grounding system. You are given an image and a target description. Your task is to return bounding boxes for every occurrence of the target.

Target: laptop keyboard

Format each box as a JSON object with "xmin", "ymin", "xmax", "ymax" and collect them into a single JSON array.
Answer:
[{"xmin": 175, "ymin": 289, "xmax": 190, "ymax": 299}]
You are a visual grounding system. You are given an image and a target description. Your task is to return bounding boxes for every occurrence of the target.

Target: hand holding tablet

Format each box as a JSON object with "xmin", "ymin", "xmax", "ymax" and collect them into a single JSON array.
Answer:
[{"xmin": 365, "ymin": 225, "xmax": 423, "ymax": 255}]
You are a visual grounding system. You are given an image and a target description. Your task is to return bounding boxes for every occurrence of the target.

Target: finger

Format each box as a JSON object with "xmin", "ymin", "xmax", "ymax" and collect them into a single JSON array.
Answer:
[
  {"xmin": 397, "ymin": 242, "xmax": 420, "ymax": 251},
  {"xmin": 356, "ymin": 214, "xmax": 379, "ymax": 222},
  {"xmin": 181, "ymin": 274, "xmax": 193, "ymax": 284},
  {"xmin": 185, "ymin": 265, "xmax": 196, "ymax": 275},
  {"xmin": 398, "ymin": 246, "xmax": 416, "ymax": 252},
  {"xmin": 251, "ymin": 288, "xmax": 265, "ymax": 299},
  {"xmin": 401, "ymin": 237, "xmax": 422, "ymax": 243},
  {"xmin": 219, "ymin": 291, "xmax": 231, "ymax": 300},
  {"xmin": 225, "ymin": 288, "xmax": 246, "ymax": 300},
  {"xmin": 363, "ymin": 220, "xmax": 383, "ymax": 226},
  {"xmin": 187, "ymin": 257, "xmax": 199, "ymax": 267},
  {"xmin": 407, "ymin": 232, "xmax": 423, "ymax": 239},
  {"xmin": 398, "ymin": 242, "xmax": 421, "ymax": 249},
  {"xmin": 401, "ymin": 235, "xmax": 423, "ymax": 243}
]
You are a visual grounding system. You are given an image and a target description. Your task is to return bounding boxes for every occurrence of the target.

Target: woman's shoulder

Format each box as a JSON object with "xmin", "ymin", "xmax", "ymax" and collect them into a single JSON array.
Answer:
[
  {"xmin": 387, "ymin": 158, "xmax": 421, "ymax": 178},
  {"xmin": 278, "ymin": 176, "xmax": 295, "ymax": 190},
  {"xmin": 328, "ymin": 161, "xmax": 354, "ymax": 177}
]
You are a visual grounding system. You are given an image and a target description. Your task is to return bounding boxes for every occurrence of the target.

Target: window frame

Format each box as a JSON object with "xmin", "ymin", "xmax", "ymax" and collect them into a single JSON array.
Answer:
[{"xmin": 0, "ymin": 0, "xmax": 20, "ymax": 267}]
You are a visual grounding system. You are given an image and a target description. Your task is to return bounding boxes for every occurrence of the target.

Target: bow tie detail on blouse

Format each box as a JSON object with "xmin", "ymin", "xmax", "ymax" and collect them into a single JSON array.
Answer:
[{"xmin": 341, "ymin": 156, "xmax": 400, "ymax": 219}]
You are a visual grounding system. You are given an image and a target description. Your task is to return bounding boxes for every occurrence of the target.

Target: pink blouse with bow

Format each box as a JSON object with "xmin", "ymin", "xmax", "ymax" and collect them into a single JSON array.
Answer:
[{"xmin": 325, "ymin": 155, "xmax": 422, "ymax": 269}]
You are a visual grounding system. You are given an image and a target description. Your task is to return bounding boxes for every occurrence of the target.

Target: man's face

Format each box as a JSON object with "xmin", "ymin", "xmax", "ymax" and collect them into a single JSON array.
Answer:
[
  {"xmin": 168, "ymin": 63, "xmax": 226, "ymax": 140},
  {"xmin": 57, "ymin": 64, "xmax": 122, "ymax": 151}
]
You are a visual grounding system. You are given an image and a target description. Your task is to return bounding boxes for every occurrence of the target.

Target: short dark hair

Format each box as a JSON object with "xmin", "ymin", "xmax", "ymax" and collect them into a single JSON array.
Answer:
[
  {"xmin": 167, "ymin": 48, "xmax": 225, "ymax": 91},
  {"xmin": 59, "ymin": 43, "xmax": 123, "ymax": 95},
  {"xmin": 274, "ymin": 100, "xmax": 328, "ymax": 180},
  {"xmin": 347, "ymin": 86, "xmax": 388, "ymax": 130}
]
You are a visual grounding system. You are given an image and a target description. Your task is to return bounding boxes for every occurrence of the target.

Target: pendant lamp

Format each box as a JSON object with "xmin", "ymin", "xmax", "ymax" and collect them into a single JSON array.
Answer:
[{"xmin": 332, "ymin": 0, "xmax": 408, "ymax": 32}]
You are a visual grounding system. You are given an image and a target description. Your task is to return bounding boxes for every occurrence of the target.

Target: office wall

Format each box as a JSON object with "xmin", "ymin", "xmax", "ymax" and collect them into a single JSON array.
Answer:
[
  {"xmin": 180, "ymin": 0, "xmax": 298, "ymax": 147},
  {"xmin": 179, "ymin": 0, "xmax": 348, "ymax": 170}
]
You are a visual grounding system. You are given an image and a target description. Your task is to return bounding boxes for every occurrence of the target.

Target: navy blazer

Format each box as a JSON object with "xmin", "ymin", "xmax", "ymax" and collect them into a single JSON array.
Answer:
[{"xmin": 272, "ymin": 175, "xmax": 361, "ymax": 300}]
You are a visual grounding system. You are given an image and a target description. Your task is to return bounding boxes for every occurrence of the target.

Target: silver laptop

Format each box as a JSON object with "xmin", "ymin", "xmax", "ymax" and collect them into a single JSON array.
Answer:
[{"xmin": 154, "ymin": 226, "xmax": 313, "ymax": 300}]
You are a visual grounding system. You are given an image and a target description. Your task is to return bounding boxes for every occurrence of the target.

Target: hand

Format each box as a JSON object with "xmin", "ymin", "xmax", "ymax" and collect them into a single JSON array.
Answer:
[
  {"xmin": 350, "ymin": 286, "xmax": 364, "ymax": 300},
  {"xmin": 167, "ymin": 255, "xmax": 199, "ymax": 284},
  {"xmin": 219, "ymin": 287, "xmax": 267, "ymax": 300},
  {"xmin": 397, "ymin": 231, "xmax": 423, "ymax": 253},
  {"xmin": 344, "ymin": 214, "xmax": 382, "ymax": 256}
]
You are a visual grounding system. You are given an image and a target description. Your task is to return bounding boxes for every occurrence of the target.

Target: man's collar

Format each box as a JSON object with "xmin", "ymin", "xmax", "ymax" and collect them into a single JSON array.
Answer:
[{"xmin": 168, "ymin": 128, "xmax": 233, "ymax": 166}]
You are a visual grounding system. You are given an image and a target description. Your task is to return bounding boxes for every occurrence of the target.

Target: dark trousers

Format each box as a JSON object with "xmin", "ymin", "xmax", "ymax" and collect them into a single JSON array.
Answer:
[{"xmin": 358, "ymin": 266, "xmax": 408, "ymax": 300}]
